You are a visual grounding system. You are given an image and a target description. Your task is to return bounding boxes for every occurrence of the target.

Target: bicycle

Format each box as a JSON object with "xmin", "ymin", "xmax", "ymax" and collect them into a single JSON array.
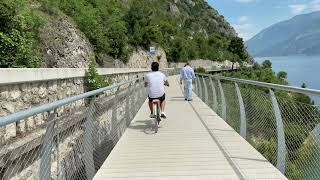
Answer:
[{"xmin": 152, "ymin": 99, "xmax": 161, "ymax": 133}]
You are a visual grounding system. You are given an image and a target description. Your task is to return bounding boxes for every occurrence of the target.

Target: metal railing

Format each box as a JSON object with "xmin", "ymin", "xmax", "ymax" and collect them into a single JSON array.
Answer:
[
  {"xmin": 195, "ymin": 73, "xmax": 320, "ymax": 180},
  {"xmin": 0, "ymin": 76, "xmax": 148, "ymax": 180}
]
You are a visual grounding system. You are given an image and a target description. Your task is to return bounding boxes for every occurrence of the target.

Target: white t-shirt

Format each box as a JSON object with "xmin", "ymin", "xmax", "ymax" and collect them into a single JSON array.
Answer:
[{"xmin": 145, "ymin": 71, "xmax": 167, "ymax": 98}]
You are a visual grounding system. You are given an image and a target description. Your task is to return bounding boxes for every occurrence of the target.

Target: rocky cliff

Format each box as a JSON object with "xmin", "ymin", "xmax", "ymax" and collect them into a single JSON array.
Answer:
[{"xmin": 40, "ymin": 16, "xmax": 94, "ymax": 68}]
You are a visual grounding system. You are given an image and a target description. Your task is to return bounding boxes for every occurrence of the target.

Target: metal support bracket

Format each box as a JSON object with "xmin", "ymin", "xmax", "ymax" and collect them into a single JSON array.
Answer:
[
  {"xmin": 218, "ymin": 80, "xmax": 227, "ymax": 120},
  {"xmin": 40, "ymin": 111, "xmax": 56, "ymax": 180},
  {"xmin": 125, "ymin": 83, "xmax": 133, "ymax": 127},
  {"xmin": 209, "ymin": 78, "xmax": 218, "ymax": 112},
  {"xmin": 83, "ymin": 96, "xmax": 96, "ymax": 180},
  {"xmin": 202, "ymin": 76, "xmax": 209, "ymax": 104},
  {"xmin": 270, "ymin": 89, "xmax": 286, "ymax": 174},
  {"xmin": 197, "ymin": 76, "xmax": 203, "ymax": 100},
  {"xmin": 235, "ymin": 83, "xmax": 247, "ymax": 139}
]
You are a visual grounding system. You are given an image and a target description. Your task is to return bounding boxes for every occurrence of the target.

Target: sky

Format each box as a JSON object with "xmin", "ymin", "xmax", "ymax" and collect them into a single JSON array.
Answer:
[{"xmin": 208, "ymin": 0, "xmax": 320, "ymax": 41}]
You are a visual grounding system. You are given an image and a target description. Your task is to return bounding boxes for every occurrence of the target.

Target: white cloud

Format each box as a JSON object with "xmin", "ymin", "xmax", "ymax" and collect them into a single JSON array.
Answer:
[
  {"xmin": 232, "ymin": 16, "xmax": 257, "ymax": 41},
  {"xmin": 289, "ymin": 4, "xmax": 307, "ymax": 14},
  {"xmin": 233, "ymin": 24, "xmax": 257, "ymax": 40},
  {"xmin": 238, "ymin": 16, "xmax": 249, "ymax": 23},
  {"xmin": 310, "ymin": 0, "xmax": 320, "ymax": 11},
  {"xmin": 288, "ymin": 0, "xmax": 320, "ymax": 14},
  {"xmin": 235, "ymin": 0, "xmax": 255, "ymax": 3}
]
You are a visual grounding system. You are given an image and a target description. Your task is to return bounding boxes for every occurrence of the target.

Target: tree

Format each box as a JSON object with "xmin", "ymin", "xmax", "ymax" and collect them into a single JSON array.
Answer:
[
  {"xmin": 125, "ymin": 0, "xmax": 159, "ymax": 49},
  {"xmin": 277, "ymin": 71, "xmax": 287, "ymax": 80},
  {"xmin": 262, "ymin": 60, "xmax": 272, "ymax": 69},
  {"xmin": 106, "ymin": 8, "xmax": 127, "ymax": 60},
  {"xmin": 228, "ymin": 37, "xmax": 247, "ymax": 61}
]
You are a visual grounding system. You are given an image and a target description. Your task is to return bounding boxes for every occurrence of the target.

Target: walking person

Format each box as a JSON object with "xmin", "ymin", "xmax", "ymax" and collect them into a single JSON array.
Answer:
[{"xmin": 180, "ymin": 63, "xmax": 195, "ymax": 101}]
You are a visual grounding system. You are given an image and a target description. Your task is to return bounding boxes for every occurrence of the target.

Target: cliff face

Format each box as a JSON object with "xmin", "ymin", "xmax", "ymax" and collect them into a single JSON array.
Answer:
[
  {"xmin": 168, "ymin": 0, "xmax": 237, "ymax": 36},
  {"xmin": 40, "ymin": 16, "xmax": 94, "ymax": 68}
]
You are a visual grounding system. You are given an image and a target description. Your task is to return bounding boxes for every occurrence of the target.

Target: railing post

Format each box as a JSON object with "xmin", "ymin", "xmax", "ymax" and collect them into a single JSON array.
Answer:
[
  {"xmin": 235, "ymin": 83, "xmax": 247, "ymax": 139},
  {"xmin": 218, "ymin": 80, "xmax": 227, "ymax": 120},
  {"xmin": 311, "ymin": 124, "xmax": 320, "ymax": 148},
  {"xmin": 112, "ymin": 87, "xmax": 120, "ymax": 139},
  {"xmin": 209, "ymin": 78, "xmax": 218, "ymax": 112},
  {"xmin": 83, "ymin": 96, "xmax": 96, "ymax": 180},
  {"xmin": 194, "ymin": 75, "xmax": 199, "ymax": 95},
  {"xmin": 139, "ymin": 79, "xmax": 145, "ymax": 104},
  {"xmin": 270, "ymin": 90, "xmax": 286, "ymax": 174},
  {"xmin": 40, "ymin": 111, "xmax": 56, "ymax": 180},
  {"xmin": 125, "ymin": 83, "xmax": 133, "ymax": 127},
  {"xmin": 133, "ymin": 81, "xmax": 139, "ymax": 113},
  {"xmin": 197, "ymin": 76, "xmax": 203, "ymax": 100},
  {"xmin": 202, "ymin": 76, "xmax": 209, "ymax": 104}
]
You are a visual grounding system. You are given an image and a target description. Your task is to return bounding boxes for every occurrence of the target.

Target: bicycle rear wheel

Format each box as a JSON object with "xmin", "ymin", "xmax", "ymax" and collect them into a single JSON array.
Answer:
[{"xmin": 154, "ymin": 104, "xmax": 160, "ymax": 133}]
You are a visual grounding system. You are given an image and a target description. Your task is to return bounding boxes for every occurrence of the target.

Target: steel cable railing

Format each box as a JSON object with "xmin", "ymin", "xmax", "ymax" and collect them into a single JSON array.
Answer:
[
  {"xmin": 0, "ymin": 76, "xmax": 148, "ymax": 180},
  {"xmin": 195, "ymin": 73, "xmax": 320, "ymax": 180}
]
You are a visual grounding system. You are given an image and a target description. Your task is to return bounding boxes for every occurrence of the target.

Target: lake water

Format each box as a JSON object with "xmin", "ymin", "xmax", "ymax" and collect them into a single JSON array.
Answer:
[{"xmin": 255, "ymin": 56, "xmax": 320, "ymax": 104}]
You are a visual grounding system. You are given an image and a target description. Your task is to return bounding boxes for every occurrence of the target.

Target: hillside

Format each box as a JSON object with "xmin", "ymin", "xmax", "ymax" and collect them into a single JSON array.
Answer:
[
  {"xmin": 0, "ymin": 0, "xmax": 248, "ymax": 68},
  {"xmin": 246, "ymin": 11, "xmax": 320, "ymax": 57}
]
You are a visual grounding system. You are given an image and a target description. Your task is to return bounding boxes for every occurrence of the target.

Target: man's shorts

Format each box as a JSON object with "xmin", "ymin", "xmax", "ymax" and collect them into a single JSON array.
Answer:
[{"xmin": 148, "ymin": 94, "xmax": 166, "ymax": 103}]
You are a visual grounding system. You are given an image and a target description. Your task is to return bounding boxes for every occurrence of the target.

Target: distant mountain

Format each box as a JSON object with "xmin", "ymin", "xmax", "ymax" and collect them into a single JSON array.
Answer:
[{"xmin": 246, "ymin": 11, "xmax": 320, "ymax": 57}]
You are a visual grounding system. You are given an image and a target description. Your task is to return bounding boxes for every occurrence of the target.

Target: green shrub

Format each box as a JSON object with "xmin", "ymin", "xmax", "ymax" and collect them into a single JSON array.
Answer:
[
  {"xmin": 195, "ymin": 67, "xmax": 206, "ymax": 73},
  {"xmin": 86, "ymin": 59, "xmax": 110, "ymax": 91},
  {"xmin": 0, "ymin": 0, "xmax": 44, "ymax": 68}
]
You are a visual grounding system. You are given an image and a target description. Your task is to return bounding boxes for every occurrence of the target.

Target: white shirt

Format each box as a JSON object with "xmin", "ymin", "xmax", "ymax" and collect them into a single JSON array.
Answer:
[{"xmin": 145, "ymin": 71, "xmax": 167, "ymax": 98}]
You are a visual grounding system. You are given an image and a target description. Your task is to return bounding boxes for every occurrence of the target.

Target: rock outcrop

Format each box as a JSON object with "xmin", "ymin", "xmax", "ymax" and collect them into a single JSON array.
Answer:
[
  {"xmin": 127, "ymin": 47, "xmax": 168, "ymax": 69},
  {"xmin": 40, "ymin": 16, "xmax": 94, "ymax": 68}
]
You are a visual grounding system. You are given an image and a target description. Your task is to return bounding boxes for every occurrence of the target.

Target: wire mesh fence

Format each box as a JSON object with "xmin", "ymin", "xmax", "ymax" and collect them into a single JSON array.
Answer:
[
  {"xmin": 195, "ymin": 74, "xmax": 320, "ymax": 180},
  {"xmin": 0, "ymin": 77, "xmax": 147, "ymax": 180}
]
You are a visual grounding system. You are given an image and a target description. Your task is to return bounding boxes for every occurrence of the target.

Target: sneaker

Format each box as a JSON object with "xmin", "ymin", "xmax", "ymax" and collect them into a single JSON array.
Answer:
[
  {"xmin": 150, "ymin": 114, "xmax": 156, "ymax": 118},
  {"xmin": 188, "ymin": 99, "xmax": 193, "ymax": 101},
  {"xmin": 160, "ymin": 112, "xmax": 167, "ymax": 119}
]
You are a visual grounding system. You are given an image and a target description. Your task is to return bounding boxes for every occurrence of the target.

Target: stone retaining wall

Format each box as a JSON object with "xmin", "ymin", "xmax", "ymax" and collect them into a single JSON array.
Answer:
[
  {"xmin": 0, "ymin": 68, "xmax": 155, "ymax": 143},
  {"xmin": 169, "ymin": 60, "xmax": 240, "ymax": 69}
]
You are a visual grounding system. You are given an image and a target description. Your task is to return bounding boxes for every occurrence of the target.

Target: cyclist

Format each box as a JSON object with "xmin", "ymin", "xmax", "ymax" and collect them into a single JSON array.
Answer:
[{"xmin": 144, "ymin": 62, "xmax": 169, "ymax": 119}]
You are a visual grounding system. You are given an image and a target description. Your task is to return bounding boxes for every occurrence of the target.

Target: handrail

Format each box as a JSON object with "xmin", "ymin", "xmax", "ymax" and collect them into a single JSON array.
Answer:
[
  {"xmin": 0, "ymin": 77, "xmax": 143, "ymax": 127},
  {"xmin": 196, "ymin": 73, "xmax": 320, "ymax": 97}
]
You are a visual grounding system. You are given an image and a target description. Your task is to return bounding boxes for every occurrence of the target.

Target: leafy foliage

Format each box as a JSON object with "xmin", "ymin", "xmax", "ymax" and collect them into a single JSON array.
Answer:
[
  {"xmin": 85, "ymin": 59, "xmax": 109, "ymax": 91},
  {"xmin": 1, "ymin": 0, "xmax": 249, "ymax": 67},
  {"xmin": 0, "ymin": 0, "xmax": 43, "ymax": 68},
  {"xmin": 40, "ymin": 0, "xmax": 248, "ymax": 64},
  {"xmin": 106, "ymin": 8, "xmax": 128, "ymax": 61},
  {"xmin": 195, "ymin": 67, "xmax": 206, "ymax": 73},
  {"xmin": 228, "ymin": 37, "xmax": 248, "ymax": 62}
]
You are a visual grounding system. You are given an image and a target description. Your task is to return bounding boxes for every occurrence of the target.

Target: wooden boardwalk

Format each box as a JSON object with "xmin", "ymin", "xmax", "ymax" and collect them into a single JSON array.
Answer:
[{"xmin": 93, "ymin": 76, "xmax": 287, "ymax": 180}]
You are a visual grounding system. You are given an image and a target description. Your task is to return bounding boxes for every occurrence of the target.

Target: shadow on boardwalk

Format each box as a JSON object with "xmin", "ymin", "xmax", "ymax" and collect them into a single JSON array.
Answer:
[{"xmin": 128, "ymin": 119, "xmax": 158, "ymax": 135}]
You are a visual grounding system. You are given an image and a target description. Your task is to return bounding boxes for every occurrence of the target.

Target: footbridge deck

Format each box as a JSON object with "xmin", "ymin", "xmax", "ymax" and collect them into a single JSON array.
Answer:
[{"xmin": 93, "ymin": 76, "xmax": 287, "ymax": 180}]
